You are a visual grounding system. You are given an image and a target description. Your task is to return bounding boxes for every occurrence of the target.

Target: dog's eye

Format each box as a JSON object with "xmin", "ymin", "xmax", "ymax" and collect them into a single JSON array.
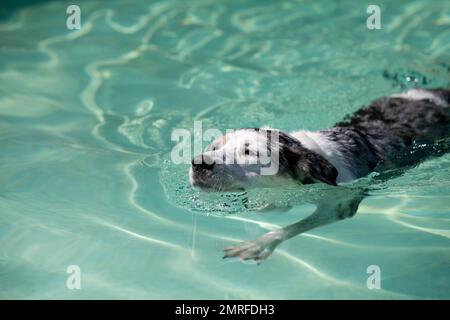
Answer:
[{"xmin": 244, "ymin": 144, "xmax": 250, "ymax": 155}]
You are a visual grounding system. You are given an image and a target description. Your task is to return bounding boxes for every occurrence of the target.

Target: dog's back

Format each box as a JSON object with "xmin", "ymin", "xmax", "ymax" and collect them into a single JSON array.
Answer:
[{"xmin": 330, "ymin": 88, "xmax": 450, "ymax": 171}]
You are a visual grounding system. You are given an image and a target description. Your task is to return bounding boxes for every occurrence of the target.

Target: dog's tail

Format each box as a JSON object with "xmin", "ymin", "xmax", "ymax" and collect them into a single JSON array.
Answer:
[{"xmin": 430, "ymin": 88, "xmax": 450, "ymax": 105}]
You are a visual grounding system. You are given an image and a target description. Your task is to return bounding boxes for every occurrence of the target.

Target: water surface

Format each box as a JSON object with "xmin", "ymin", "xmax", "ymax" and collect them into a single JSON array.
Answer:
[{"xmin": 1, "ymin": 0, "xmax": 450, "ymax": 299}]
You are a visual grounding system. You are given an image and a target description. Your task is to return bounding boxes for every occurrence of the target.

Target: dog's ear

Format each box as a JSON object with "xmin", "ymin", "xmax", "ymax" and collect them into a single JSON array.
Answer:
[{"xmin": 277, "ymin": 132, "xmax": 338, "ymax": 186}]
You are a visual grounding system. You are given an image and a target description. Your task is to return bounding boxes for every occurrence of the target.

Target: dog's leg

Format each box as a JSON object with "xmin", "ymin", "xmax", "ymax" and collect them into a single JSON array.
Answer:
[{"xmin": 223, "ymin": 191, "xmax": 365, "ymax": 263}]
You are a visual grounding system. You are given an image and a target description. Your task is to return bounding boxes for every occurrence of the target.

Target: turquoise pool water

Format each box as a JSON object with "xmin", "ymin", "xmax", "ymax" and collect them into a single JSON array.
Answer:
[{"xmin": 1, "ymin": 0, "xmax": 450, "ymax": 299}]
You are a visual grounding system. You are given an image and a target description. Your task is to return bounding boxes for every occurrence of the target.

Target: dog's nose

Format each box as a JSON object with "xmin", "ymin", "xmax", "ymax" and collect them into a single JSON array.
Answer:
[{"xmin": 192, "ymin": 155, "xmax": 215, "ymax": 170}]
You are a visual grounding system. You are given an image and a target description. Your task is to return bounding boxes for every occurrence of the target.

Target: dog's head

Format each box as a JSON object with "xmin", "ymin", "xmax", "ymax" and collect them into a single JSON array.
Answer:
[{"xmin": 189, "ymin": 128, "xmax": 338, "ymax": 191}]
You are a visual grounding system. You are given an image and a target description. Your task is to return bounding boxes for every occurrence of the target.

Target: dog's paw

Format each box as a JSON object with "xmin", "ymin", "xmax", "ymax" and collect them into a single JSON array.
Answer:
[{"xmin": 223, "ymin": 233, "xmax": 283, "ymax": 264}]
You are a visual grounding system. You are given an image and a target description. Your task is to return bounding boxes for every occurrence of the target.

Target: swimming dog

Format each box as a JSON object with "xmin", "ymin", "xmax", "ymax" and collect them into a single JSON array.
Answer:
[{"xmin": 189, "ymin": 88, "xmax": 450, "ymax": 263}]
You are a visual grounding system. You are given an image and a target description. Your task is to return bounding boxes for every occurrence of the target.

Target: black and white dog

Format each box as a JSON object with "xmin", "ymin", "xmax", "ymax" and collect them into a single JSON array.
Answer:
[{"xmin": 189, "ymin": 88, "xmax": 450, "ymax": 263}]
